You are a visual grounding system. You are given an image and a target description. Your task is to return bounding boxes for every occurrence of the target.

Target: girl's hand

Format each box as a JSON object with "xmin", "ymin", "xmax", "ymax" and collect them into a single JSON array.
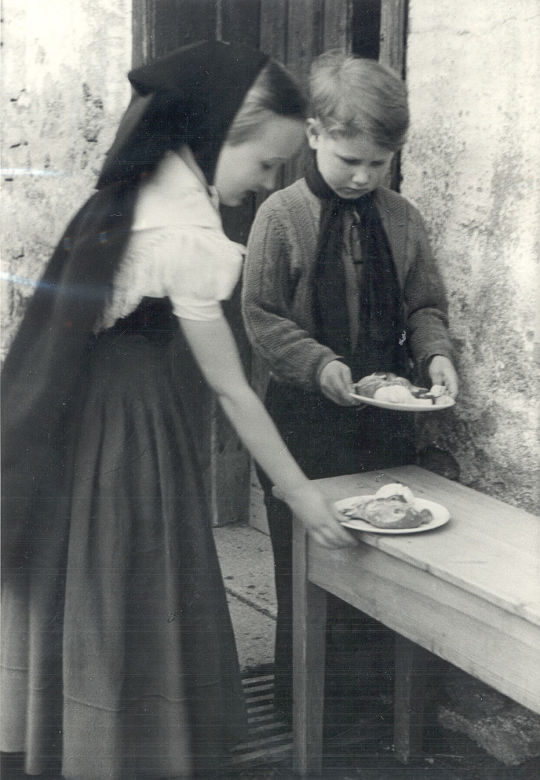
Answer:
[
  {"xmin": 319, "ymin": 360, "xmax": 362, "ymax": 406},
  {"xmin": 275, "ymin": 483, "xmax": 358, "ymax": 549},
  {"xmin": 179, "ymin": 317, "xmax": 359, "ymax": 547},
  {"xmin": 428, "ymin": 355, "xmax": 459, "ymax": 398}
]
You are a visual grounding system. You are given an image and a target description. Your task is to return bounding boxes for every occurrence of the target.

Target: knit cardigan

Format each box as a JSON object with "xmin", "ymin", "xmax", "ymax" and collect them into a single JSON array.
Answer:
[{"xmin": 242, "ymin": 178, "xmax": 453, "ymax": 392}]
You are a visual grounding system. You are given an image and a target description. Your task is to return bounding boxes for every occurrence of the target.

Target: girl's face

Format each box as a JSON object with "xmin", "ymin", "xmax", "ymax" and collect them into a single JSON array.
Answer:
[
  {"xmin": 306, "ymin": 120, "xmax": 394, "ymax": 199},
  {"xmin": 214, "ymin": 116, "xmax": 305, "ymax": 206}
]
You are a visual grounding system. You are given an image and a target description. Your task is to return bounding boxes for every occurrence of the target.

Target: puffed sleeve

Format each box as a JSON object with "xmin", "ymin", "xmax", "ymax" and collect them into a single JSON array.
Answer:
[
  {"xmin": 165, "ymin": 226, "xmax": 245, "ymax": 320},
  {"xmin": 114, "ymin": 225, "xmax": 245, "ymax": 323}
]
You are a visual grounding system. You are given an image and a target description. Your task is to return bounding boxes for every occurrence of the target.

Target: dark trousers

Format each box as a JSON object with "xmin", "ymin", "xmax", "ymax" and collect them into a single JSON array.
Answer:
[{"xmin": 259, "ymin": 381, "xmax": 415, "ymax": 718}]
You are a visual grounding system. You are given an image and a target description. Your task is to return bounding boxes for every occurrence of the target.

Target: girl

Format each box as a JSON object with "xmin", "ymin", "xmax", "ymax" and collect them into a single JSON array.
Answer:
[{"xmin": 1, "ymin": 41, "xmax": 355, "ymax": 780}]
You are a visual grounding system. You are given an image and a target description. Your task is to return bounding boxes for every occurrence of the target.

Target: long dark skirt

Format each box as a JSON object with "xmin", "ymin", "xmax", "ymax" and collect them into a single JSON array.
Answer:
[{"xmin": 1, "ymin": 325, "xmax": 246, "ymax": 779}]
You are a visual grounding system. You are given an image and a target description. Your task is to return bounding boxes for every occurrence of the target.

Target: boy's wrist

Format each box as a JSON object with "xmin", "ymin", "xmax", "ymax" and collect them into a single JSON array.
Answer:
[
  {"xmin": 315, "ymin": 352, "xmax": 343, "ymax": 388},
  {"xmin": 423, "ymin": 351, "xmax": 454, "ymax": 379},
  {"xmin": 426, "ymin": 352, "xmax": 453, "ymax": 368}
]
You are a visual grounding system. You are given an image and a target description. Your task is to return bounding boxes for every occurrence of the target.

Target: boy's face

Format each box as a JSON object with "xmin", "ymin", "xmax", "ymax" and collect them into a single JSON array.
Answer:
[{"xmin": 306, "ymin": 120, "xmax": 393, "ymax": 199}]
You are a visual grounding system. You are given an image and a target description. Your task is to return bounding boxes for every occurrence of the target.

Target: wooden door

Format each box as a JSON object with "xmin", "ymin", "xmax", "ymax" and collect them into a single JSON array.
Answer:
[{"xmin": 132, "ymin": 0, "xmax": 408, "ymax": 526}]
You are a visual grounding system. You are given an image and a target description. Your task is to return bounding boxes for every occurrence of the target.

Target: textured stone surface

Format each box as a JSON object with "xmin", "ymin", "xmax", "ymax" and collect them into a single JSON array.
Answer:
[
  {"xmin": 1, "ymin": 0, "xmax": 131, "ymax": 356},
  {"xmin": 225, "ymin": 591, "xmax": 276, "ymax": 671},
  {"xmin": 402, "ymin": 0, "xmax": 540, "ymax": 514},
  {"xmin": 402, "ymin": 3, "xmax": 540, "ymax": 764},
  {"xmin": 214, "ymin": 521, "xmax": 277, "ymax": 618},
  {"xmin": 439, "ymin": 670, "xmax": 540, "ymax": 766}
]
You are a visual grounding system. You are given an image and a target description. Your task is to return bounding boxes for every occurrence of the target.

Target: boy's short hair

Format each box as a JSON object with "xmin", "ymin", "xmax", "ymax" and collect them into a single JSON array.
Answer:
[{"xmin": 309, "ymin": 51, "xmax": 409, "ymax": 151}]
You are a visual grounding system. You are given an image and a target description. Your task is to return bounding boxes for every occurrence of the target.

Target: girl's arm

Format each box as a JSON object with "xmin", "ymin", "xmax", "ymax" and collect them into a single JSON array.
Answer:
[{"xmin": 180, "ymin": 315, "xmax": 357, "ymax": 549}]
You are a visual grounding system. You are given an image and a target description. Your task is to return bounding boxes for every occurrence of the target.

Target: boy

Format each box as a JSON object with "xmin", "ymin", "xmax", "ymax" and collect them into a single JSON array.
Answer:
[{"xmin": 242, "ymin": 52, "xmax": 458, "ymax": 721}]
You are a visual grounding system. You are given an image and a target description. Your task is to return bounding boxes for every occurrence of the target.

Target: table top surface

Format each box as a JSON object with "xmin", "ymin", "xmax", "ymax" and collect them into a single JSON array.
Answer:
[{"xmin": 310, "ymin": 466, "xmax": 540, "ymax": 626}]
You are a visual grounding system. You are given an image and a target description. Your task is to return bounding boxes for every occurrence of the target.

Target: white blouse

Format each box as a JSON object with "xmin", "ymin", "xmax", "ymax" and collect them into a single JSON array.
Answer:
[{"xmin": 97, "ymin": 148, "xmax": 245, "ymax": 330}]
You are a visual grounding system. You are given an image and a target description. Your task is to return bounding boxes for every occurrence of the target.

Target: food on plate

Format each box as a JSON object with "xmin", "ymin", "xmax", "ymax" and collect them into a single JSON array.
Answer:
[
  {"xmin": 373, "ymin": 385, "xmax": 424, "ymax": 404},
  {"xmin": 342, "ymin": 482, "xmax": 432, "ymax": 529},
  {"xmin": 428, "ymin": 384, "xmax": 447, "ymax": 398},
  {"xmin": 354, "ymin": 372, "xmax": 409, "ymax": 398},
  {"xmin": 353, "ymin": 372, "xmax": 450, "ymax": 407},
  {"xmin": 374, "ymin": 482, "xmax": 415, "ymax": 502}
]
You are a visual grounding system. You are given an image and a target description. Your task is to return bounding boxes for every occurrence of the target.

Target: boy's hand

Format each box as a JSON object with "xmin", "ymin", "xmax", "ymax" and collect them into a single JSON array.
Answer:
[
  {"xmin": 428, "ymin": 355, "xmax": 459, "ymax": 398},
  {"xmin": 319, "ymin": 360, "xmax": 362, "ymax": 406}
]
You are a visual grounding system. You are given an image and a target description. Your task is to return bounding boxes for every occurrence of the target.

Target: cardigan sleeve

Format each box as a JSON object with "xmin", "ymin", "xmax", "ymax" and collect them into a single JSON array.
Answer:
[
  {"xmin": 403, "ymin": 203, "xmax": 454, "ymax": 381},
  {"xmin": 242, "ymin": 199, "xmax": 339, "ymax": 390}
]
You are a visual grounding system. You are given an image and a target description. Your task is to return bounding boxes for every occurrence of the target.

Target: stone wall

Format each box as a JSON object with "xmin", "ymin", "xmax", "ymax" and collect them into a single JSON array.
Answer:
[
  {"xmin": 1, "ymin": 0, "xmax": 132, "ymax": 355},
  {"xmin": 402, "ymin": 0, "xmax": 540, "ymax": 514},
  {"xmin": 403, "ymin": 1, "xmax": 540, "ymax": 766}
]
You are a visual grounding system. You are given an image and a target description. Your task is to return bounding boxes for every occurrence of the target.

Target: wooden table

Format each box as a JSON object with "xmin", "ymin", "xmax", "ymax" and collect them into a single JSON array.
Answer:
[{"xmin": 292, "ymin": 465, "xmax": 540, "ymax": 775}]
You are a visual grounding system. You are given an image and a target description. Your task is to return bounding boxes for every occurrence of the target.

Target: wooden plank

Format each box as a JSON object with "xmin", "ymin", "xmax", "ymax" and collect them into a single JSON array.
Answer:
[
  {"xmin": 292, "ymin": 518, "xmax": 327, "ymax": 776},
  {"xmin": 249, "ymin": 463, "xmax": 270, "ymax": 534},
  {"xmin": 214, "ymin": 0, "xmax": 257, "ymax": 522},
  {"xmin": 256, "ymin": 0, "xmax": 289, "ymax": 219},
  {"xmin": 307, "ymin": 540, "xmax": 540, "ymax": 713},
  {"xmin": 379, "ymin": 0, "xmax": 407, "ymax": 75},
  {"xmin": 379, "ymin": 0, "xmax": 407, "ymax": 189},
  {"xmin": 310, "ymin": 541, "xmax": 540, "ymax": 648},
  {"xmin": 248, "ymin": 0, "xmax": 293, "ymax": 524},
  {"xmin": 221, "ymin": 0, "xmax": 261, "ymax": 45},
  {"xmin": 287, "ymin": 0, "xmax": 324, "ymax": 88},
  {"xmin": 366, "ymin": 524, "xmax": 540, "ymax": 622},
  {"xmin": 323, "ymin": 0, "xmax": 353, "ymax": 52},
  {"xmin": 260, "ymin": 0, "xmax": 287, "ymax": 59},
  {"xmin": 285, "ymin": 0, "xmax": 324, "ymax": 183},
  {"xmin": 147, "ymin": 0, "xmax": 218, "ymax": 57},
  {"xmin": 132, "ymin": 0, "xmax": 149, "ymax": 67},
  {"xmin": 133, "ymin": 1, "xmax": 257, "ymax": 527},
  {"xmin": 317, "ymin": 465, "xmax": 540, "ymax": 549},
  {"xmin": 231, "ymin": 742, "xmax": 292, "ymax": 764},
  {"xmin": 393, "ymin": 635, "xmax": 428, "ymax": 763},
  {"xmin": 212, "ymin": 283, "xmax": 252, "ymax": 526},
  {"xmin": 213, "ymin": 1, "xmax": 264, "ymax": 525},
  {"xmin": 311, "ymin": 467, "xmax": 540, "ymax": 621},
  {"xmin": 316, "ymin": 464, "xmax": 540, "ymax": 555},
  {"xmin": 352, "ymin": 0, "xmax": 382, "ymax": 59}
]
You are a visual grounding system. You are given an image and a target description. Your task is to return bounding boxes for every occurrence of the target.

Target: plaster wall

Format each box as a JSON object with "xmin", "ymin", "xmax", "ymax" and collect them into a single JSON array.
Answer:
[
  {"xmin": 402, "ymin": 0, "xmax": 540, "ymax": 513},
  {"xmin": 1, "ymin": 0, "xmax": 132, "ymax": 354}
]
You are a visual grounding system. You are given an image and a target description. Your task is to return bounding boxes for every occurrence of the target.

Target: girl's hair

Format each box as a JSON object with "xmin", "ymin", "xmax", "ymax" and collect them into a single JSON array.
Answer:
[
  {"xmin": 309, "ymin": 51, "xmax": 409, "ymax": 151},
  {"xmin": 226, "ymin": 59, "xmax": 308, "ymax": 145}
]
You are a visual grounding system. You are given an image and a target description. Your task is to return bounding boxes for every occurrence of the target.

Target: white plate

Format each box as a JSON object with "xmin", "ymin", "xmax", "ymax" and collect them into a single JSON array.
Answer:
[
  {"xmin": 334, "ymin": 495, "xmax": 450, "ymax": 535},
  {"xmin": 349, "ymin": 391, "xmax": 455, "ymax": 412}
]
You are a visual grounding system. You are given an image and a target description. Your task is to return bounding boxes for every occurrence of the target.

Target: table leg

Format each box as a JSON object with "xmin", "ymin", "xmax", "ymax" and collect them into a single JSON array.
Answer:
[
  {"xmin": 394, "ymin": 634, "xmax": 428, "ymax": 763},
  {"xmin": 292, "ymin": 518, "xmax": 327, "ymax": 777}
]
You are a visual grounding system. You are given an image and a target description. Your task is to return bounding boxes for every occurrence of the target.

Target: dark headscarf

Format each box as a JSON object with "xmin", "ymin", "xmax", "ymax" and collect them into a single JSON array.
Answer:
[
  {"xmin": 1, "ymin": 41, "xmax": 268, "ymax": 567},
  {"xmin": 304, "ymin": 150, "xmax": 409, "ymax": 379},
  {"xmin": 99, "ymin": 41, "xmax": 267, "ymax": 186}
]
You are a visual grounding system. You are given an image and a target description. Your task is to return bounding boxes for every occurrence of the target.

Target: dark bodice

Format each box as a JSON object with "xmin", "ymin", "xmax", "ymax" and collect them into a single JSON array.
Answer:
[{"xmin": 105, "ymin": 297, "xmax": 179, "ymax": 345}]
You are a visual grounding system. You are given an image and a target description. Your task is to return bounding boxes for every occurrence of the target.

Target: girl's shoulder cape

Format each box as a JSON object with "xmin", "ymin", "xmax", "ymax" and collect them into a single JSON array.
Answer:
[{"xmin": 1, "ymin": 181, "xmax": 137, "ymax": 567}]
